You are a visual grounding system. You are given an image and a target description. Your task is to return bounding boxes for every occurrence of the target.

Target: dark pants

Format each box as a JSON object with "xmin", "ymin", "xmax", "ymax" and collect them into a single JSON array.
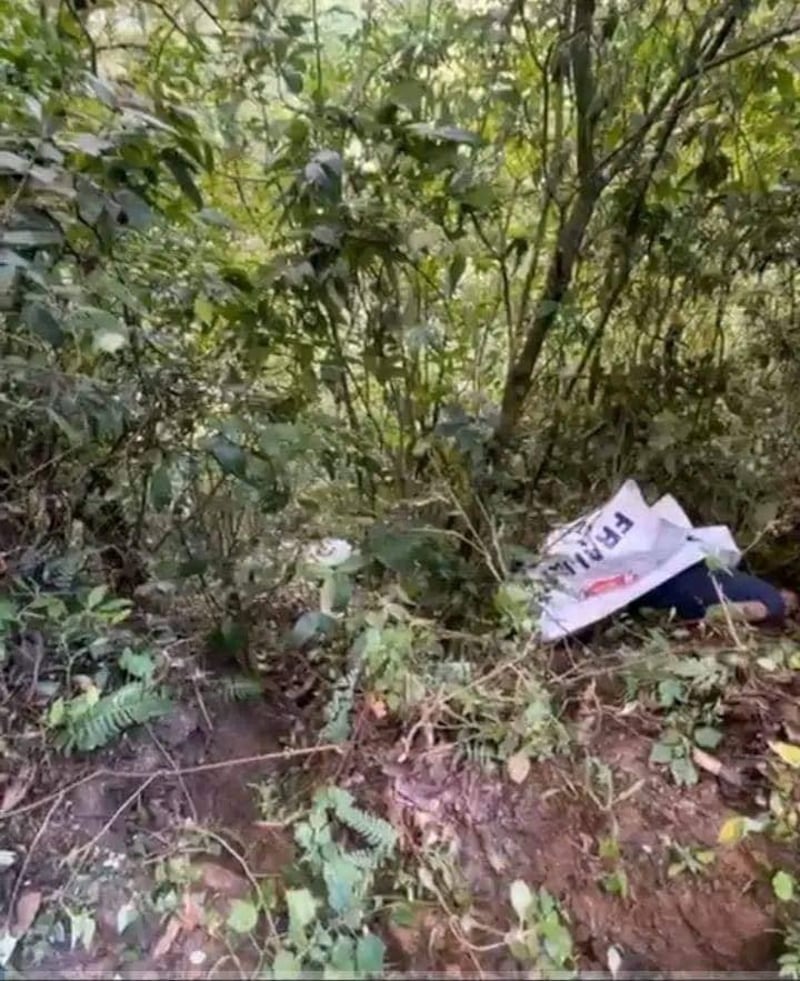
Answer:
[{"xmin": 635, "ymin": 561, "xmax": 786, "ymax": 621}]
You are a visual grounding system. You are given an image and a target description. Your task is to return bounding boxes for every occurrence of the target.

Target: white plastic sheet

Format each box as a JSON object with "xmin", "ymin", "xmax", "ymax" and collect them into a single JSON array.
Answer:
[{"xmin": 527, "ymin": 479, "xmax": 742, "ymax": 642}]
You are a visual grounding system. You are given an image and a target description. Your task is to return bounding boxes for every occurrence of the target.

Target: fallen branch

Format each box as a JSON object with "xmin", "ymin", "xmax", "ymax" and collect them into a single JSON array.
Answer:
[{"xmin": 0, "ymin": 743, "xmax": 345, "ymax": 821}]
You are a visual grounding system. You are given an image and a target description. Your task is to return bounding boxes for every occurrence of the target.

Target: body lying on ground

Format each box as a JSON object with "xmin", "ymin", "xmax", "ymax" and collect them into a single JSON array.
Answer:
[{"xmin": 632, "ymin": 561, "xmax": 797, "ymax": 624}]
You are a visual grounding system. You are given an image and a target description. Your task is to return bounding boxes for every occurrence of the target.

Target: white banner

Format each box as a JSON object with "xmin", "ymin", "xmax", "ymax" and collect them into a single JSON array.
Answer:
[{"xmin": 526, "ymin": 479, "xmax": 741, "ymax": 641}]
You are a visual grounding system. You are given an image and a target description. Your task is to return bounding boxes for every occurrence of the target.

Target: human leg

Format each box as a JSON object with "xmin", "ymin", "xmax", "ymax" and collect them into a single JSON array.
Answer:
[{"xmin": 636, "ymin": 562, "xmax": 788, "ymax": 622}]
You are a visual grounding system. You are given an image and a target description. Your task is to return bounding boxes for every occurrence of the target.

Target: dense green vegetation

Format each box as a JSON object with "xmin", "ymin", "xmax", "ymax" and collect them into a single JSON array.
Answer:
[
  {"xmin": 1, "ymin": 0, "xmax": 800, "ymax": 975},
  {"xmin": 3, "ymin": 0, "xmax": 799, "ymax": 574}
]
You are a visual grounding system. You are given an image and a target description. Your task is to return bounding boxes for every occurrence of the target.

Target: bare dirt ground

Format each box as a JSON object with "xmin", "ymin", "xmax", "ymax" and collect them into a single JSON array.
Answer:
[{"xmin": 2, "ymin": 644, "xmax": 799, "ymax": 978}]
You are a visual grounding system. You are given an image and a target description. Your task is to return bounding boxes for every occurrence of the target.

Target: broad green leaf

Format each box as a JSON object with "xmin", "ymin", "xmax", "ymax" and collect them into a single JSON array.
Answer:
[
  {"xmin": 407, "ymin": 122, "xmax": 478, "ymax": 144},
  {"xmin": 283, "ymin": 68, "xmax": 303, "ymax": 93},
  {"xmin": 355, "ymin": 933, "xmax": 385, "ymax": 974},
  {"xmin": 87, "ymin": 585, "xmax": 107, "ymax": 610},
  {"xmin": 47, "ymin": 697, "xmax": 66, "ymax": 727},
  {"xmin": 162, "ymin": 148, "xmax": 203, "ymax": 208},
  {"xmin": 22, "ymin": 303, "xmax": 64, "ymax": 348},
  {"xmin": 198, "ymin": 207, "xmax": 236, "ymax": 228},
  {"xmin": 287, "ymin": 611, "xmax": 336, "ymax": 648},
  {"xmin": 693, "ymin": 727, "xmax": 722, "ymax": 749},
  {"xmin": 510, "ymin": 879, "xmax": 533, "ymax": 920},
  {"xmin": 272, "ymin": 949, "xmax": 302, "ymax": 977},
  {"xmin": 0, "ymin": 151, "xmax": 30, "ymax": 173},
  {"xmin": 227, "ymin": 898, "xmax": 258, "ymax": 934},
  {"xmin": 115, "ymin": 189, "xmax": 152, "ymax": 230},
  {"xmin": 72, "ymin": 308, "xmax": 128, "ymax": 352},
  {"xmin": 86, "ymin": 74, "xmax": 117, "ymax": 107},
  {"xmin": 73, "ymin": 133, "xmax": 111, "ymax": 156},
  {"xmin": 773, "ymin": 870, "xmax": 795, "ymax": 902},
  {"xmin": 286, "ymin": 888, "xmax": 316, "ymax": 937},
  {"xmin": 119, "ymin": 648, "xmax": 156, "ymax": 682},
  {"xmin": 0, "ymin": 228, "xmax": 63, "ymax": 247},
  {"xmin": 76, "ymin": 179, "xmax": 106, "ymax": 224},
  {"xmin": 649, "ymin": 742, "xmax": 674, "ymax": 765},
  {"xmin": 670, "ymin": 757, "xmax": 698, "ymax": 787},
  {"xmin": 329, "ymin": 935, "xmax": 355, "ymax": 970},
  {"xmin": 115, "ymin": 902, "xmax": 139, "ymax": 934},
  {"xmin": 208, "ymin": 435, "xmax": 246, "ymax": 477},
  {"xmin": 657, "ymin": 678, "xmax": 684, "ymax": 707},
  {"xmin": 388, "ymin": 79, "xmax": 426, "ymax": 110}
]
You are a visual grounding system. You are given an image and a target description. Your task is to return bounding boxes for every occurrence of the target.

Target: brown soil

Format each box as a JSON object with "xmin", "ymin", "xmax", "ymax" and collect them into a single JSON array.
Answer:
[{"xmin": 1, "ymin": 668, "xmax": 798, "ymax": 977}]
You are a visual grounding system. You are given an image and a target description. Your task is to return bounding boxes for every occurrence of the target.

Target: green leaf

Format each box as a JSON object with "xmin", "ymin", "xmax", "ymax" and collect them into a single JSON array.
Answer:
[
  {"xmin": 87, "ymin": 585, "xmax": 107, "ymax": 610},
  {"xmin": 447, "ymin": 252, "xmax": 466, "ymax": 295},
  {"xmin": 86, "ymin": 74, "xmax": 117, "ymax": 107},
  {"xmin": 773, "ymin": 870, "xmax": 795, "ymax": 902},
  {"xmin": 22, "ymin": 303, "xmax": 64, "ymax": 348},
  {"xmin": 694, "ymin": 726, "xmax": 723, "ymax": 749},
  {"xmin": 388, "ymin": 79, "xmax": 426, "ymax": 110},
  {"xmin": 408, "ymin": 122, "xmax": 479, "ymax": 144},
  {"xmin": 118, "ymin": 648, "xmax": 156, "ymax": 682},
  {"xmin": 0, "ymin": 228, "xmax": 63, "ymax": 247},
  {"xmin": 355, "ymin": 933, "xmax": 385, "ymax": 974},
  {"xmin": 162, "ymin": 148, "xmax": 203, "ymax": 209},
  {"xmin": 286, "ymin": 888, "xmax": 316, "ymax": 937},
  {"xmin": 272, "ymin": 949, "xmax": 302, "ymax": 977},
  {"xmin": 0, "ymin": 151, "xmax": 30, "ymax": 173},
  {"xmin": 670, "ymin": 757, "xmax": 698, "ymax": 787},
  {"xmin": 287, "ymin": 611, "xmax": 336, "ymax": 648},
  {"xmin": 649, "ymin": 741, "xmax": 674, "ymax": 765},
  {"xmin": 115, "ymin": 902, "xmax": 139, "ymax": 935},
  {"xmin": 115, "ymin": 189, "xmax": 152, "ymax": 230},
  {"xmin": 0, "ymin": 598, "xmax": 16, "ymax": 623},
  {"xmin": 73, "ymin": 133, "xmax": 111, "ymax": 156},
  {"xmin": 657, "ymin": 678, "xmax": 684, "ymax": 707},
  {"xmin": 510, "ymin": 879, "xmax": 533, "ymax": 920},
  {"xmin": 325, "ymin": 865, "xmax": 359, "ymax": 914},
  {"xmin": 198, "ymin": 207, "xmax": 236, "ymax": 229},
  {"xmin": 76, "ymin": 179, "xmax": 106, "ymax": 224},
  {"xmin": 208, "ymin": 435, "xmax": 246, "ymax": 477},
  {"xmin": 227, "ymin": 898, "xmax": 258, "ymax": 934},
  {"xmin": 150, "ymin": 465, "xmax": 172, "ymax": 511},
  {"xmin": 283, "ymin": 68, "xmax": 303, "ymax": 93},
  {"xmin": 71, "ymin": 308, "xmax": 128, "ymax": 353}
]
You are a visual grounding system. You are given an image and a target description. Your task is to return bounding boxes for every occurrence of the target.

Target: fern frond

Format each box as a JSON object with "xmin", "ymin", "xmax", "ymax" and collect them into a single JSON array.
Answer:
[
  {"xmin": 317, "ymin": 786, "xmax": 397, "ymax": 859},
  {"xmin": 57, "ymin": 682, "xmax": 172, "ymax": 754}
]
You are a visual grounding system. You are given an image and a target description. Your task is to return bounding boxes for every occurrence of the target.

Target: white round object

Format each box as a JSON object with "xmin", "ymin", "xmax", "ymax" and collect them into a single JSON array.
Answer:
[{"xmin": 305, "ymin": 537, "xmax": 353, "ymax": 568}]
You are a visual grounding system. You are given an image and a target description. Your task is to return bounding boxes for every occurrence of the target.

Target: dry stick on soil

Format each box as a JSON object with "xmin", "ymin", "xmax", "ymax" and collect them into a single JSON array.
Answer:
[
  {"xmin": 4, "ymin": 792, "xmax": 63, "ymax": 931},
  {"xmin": 146, "ymin": 722, "xmax": 198, "ymax": 823},
  {"xmin": 191, "ymin": 672, "xmax": 215, "ymax": 732},
  {"xmin": 0, "ymin": 744, "xmax": 344, "ymax": 821}
]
